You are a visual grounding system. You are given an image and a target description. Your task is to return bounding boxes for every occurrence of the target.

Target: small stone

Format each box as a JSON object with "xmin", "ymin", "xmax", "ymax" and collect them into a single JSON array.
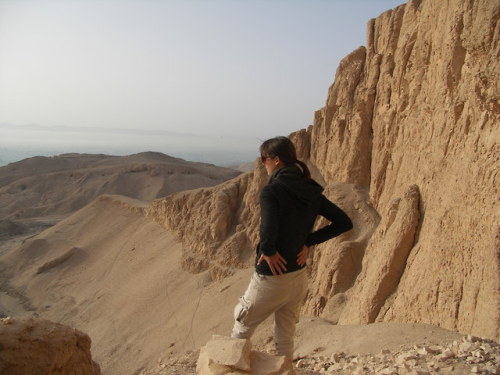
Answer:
[
  {"xmin": 481, "ymin": 344, "xmax": 495, "ymax": 354},
  {"xmin": 401, "ymin": 363, "xmax": 412, "ymax": 371},
  {"xmin": 407, "ymin": 359, "xmax": 418, "ymax": 367},
  {"xmin": 425, "ymin": 345, "xmax": 442, "ymax": 354},
  {"xmin": 331, "ymin": 351, "xmax": 346, "ymax": 363},
  {"xmin": 295, "ymin": 359, "xmax": 309, "ymax": 368},
  {"xmin": 327, "ymin": 363, "xmax": 343, "ymax": 372},
  {"xmin": 471, "ymin": 366, "xmax": 480, "ymax": 373},
  {"xmin": 440, "ymin": 365, "xmax": 454, "ymax": 373},
  {"xmin": 416, "ymin": 347, "xmax": 428, "ymax": 356},
  {"xmin": 437, "ymin": 349, "xmax": 455, "ymax": 361},
  {"xmin": 467, "ymin": 335, "xmax": 480, "ymax": 342},
  {"xmin": 397, "ymin": 352, "xmax": 419, "ymax": 364},
  {"xmin": 459, "ymin": 342, "xmax": 473, "ymax": 352},
  {"xmin": 484, "ymin": 363, "xmax": 500, "ymax": 375}
]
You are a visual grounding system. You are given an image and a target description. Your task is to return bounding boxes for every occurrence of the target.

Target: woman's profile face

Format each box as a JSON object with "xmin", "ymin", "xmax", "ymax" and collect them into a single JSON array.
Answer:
[{"xmin": 261, "ymin": 155, "xmax": 282, "ymax": 175}]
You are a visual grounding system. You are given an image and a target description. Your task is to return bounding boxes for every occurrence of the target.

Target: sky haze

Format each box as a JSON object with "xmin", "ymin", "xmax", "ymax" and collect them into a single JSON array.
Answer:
[{"xmin": 0, "ymin": 0, "xmax": 404, "ymax": 165}]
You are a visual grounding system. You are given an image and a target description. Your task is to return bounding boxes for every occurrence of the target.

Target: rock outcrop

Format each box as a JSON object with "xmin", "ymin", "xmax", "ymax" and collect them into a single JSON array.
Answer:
[
  {"xmin": 0, "ymin": 317, "xmax": 101, "ymax": 375},
  {"xmin": 196, "ymin": 336, "xmax": 295, "ymax": 375},
  {"xmin": 147, "ymin": 171, "xmax": 260, "ymax": 279},
  {"xmin": 147, "ymin": 0, "xmax": 499, "ymax": 340}
]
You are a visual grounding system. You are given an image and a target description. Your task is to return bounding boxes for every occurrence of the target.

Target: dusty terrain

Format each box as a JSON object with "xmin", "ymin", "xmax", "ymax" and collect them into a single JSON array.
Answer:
[{"xmin": 2, "ymin": 195, "xmax": 498, "ymax": 375}]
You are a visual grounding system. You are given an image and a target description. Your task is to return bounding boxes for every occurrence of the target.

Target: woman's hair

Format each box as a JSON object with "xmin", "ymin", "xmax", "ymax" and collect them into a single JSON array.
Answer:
[{"xmin": 260, "ymin": 136, "xmax": 311, "ymax": 179}]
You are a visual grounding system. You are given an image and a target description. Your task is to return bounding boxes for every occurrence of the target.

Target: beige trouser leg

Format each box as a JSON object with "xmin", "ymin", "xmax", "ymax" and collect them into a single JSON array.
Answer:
[{"xmin": 231, "ymin": 268, "xmax": 308, "ymax": 358}]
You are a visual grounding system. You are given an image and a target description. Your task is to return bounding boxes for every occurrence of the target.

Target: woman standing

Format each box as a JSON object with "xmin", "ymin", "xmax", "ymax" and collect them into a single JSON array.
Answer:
[{"xmin": 231, "ymin": 136, "xmax": 353, "ymax": 359}]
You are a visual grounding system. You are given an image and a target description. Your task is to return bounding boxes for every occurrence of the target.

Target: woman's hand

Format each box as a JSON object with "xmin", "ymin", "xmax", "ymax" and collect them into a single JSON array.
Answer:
[
  {"xmin": 297, "ymin": 245, "xmax": 309, "ymax": 266},
  {"xmin": 257, "ymin": 252, "xmax": 287, "ymax": 275}
]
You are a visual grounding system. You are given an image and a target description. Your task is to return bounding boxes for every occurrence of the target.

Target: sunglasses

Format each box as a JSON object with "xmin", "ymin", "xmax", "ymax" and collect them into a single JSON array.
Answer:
[{"xmin": 260, "ymin": 155, "xmax": 274, "ymax": 163}]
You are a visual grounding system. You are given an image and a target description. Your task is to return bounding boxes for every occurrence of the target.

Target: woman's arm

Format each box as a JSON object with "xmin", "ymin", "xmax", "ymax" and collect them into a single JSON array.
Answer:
[{"xmin": 305, "ymin": 195, "xmax": 353, "ymax": 246}]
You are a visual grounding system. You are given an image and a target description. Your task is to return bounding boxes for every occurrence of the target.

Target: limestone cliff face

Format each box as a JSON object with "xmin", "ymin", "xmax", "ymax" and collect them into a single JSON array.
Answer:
[
  {"xmin": 309, "ymin": 0, "xmax": 498, "ymax": 340},
  {"xmin": 148, "ymin": 0, "xmax": 499, "ymax": 339}
]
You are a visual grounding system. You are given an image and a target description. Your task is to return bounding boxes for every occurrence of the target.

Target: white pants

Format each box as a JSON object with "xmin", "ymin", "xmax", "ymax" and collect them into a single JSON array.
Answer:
[{"xmin": 231, "ymin": 268, "xmax": 308, "ymax": 358}]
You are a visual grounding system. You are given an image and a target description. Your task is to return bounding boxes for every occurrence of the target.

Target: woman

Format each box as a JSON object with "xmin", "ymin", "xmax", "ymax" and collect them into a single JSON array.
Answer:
[{"xmin": 231, "ymin": 136, "xmax": 353, "ymax": 359}]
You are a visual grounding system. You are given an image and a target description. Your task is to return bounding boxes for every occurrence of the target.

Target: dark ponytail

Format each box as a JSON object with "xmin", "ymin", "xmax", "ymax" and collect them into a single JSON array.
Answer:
[
  {"xmin": 294, "ymin": 159, "xmax": 311, "ymax": 180},
  {"xmin": 259, "ymin": 136, "xmax": 311, "ymax": 179}
]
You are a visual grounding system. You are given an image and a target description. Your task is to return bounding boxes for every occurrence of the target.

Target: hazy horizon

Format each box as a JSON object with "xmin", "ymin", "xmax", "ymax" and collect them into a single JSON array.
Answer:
[
  {"xmin": 0, "ymin": 0, "xmax": 404, "ymax": 167},
  {"xmin": 0, "ymin": 122, "xmax": 259, "ymax": 167}
]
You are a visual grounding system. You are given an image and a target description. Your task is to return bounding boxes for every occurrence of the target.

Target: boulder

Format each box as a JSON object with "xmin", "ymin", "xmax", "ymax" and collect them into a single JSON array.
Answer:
[
  {"xmin": 196, "ymin": 335, "xmax": 295, "ymax": 375},
  {"xmin": 0, "ymin": 317, "xmax": 101, "ymax": 375}
]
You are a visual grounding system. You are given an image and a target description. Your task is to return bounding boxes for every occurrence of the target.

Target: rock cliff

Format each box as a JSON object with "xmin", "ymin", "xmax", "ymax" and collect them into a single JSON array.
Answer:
[
  {"xmin": 0, "ymin": 317, "xmax": 101, "ymax": 375},
  {"xmin": 147, "ymin": 0, "xmax": 499, "ymax": 339}
]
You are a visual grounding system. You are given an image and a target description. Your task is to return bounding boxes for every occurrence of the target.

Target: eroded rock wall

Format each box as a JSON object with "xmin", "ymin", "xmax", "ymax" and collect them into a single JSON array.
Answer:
[
  {"xmin": 147, "ymin": 170, "xmax": 266, "ymax": 280},
  {"xmin": 303, "ymin": 0, "xmax": 499, "ymax": 339}
]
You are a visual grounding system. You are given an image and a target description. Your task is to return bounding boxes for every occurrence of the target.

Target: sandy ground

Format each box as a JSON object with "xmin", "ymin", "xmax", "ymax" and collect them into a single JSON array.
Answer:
[{"xmin": 0, "ymin": 194, "xmax": 475, "ymax": 375}]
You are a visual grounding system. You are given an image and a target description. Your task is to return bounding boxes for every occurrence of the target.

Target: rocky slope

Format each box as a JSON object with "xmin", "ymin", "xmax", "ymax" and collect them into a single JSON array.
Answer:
[
  {"xmin": 295, "ymin": 335, "xmax": 500, "ymax": 375},
  {"xmin": 148, "ymin": 0, "xmax": 499, "ymax": 340}
]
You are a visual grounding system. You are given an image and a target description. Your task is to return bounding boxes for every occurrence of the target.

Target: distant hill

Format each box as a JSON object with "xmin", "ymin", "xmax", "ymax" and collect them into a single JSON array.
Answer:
[{"xmin": 0, "ymin": 151, "xmax": 240, "ymax": 229}]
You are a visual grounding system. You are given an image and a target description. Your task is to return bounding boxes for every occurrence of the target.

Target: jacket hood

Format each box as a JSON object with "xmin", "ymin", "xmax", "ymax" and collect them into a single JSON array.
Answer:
[{"xmin": 268, "ymin": 164, "xmax": 323, "ymax": 204}]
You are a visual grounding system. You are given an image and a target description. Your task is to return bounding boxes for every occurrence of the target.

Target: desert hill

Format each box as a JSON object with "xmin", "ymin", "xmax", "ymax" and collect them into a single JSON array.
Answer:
[{"xmin": 0, "ymin": 151, "xmax": 240, "ymax": 238}]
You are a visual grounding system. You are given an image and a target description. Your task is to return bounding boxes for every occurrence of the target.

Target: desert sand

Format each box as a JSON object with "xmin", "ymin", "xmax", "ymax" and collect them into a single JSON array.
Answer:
[{"xmin": 1, "ymin": 190, "xmax": 494, "ymax": 375}]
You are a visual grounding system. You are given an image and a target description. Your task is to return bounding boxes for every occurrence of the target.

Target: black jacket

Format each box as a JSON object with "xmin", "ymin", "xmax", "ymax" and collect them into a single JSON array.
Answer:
[{"xmin": 256, "ymin": 164, "xmax": 353, "ymax": 275}]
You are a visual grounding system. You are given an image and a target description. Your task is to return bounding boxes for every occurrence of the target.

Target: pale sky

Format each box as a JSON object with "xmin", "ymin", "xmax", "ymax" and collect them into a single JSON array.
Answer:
[{"xmin": 0, "ymin": 0, "xmax": 404, "ymax": 164}]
